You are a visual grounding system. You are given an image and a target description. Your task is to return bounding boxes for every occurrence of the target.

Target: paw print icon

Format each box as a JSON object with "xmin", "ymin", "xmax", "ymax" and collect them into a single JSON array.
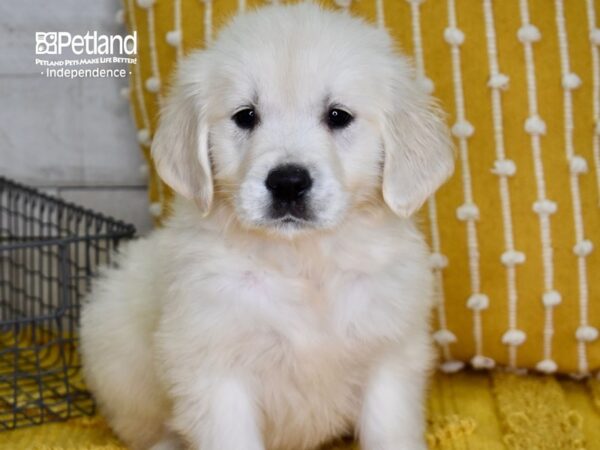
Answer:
[{"xmin": 36, "ymin": 32, "xmax": 58, "ymax": 54}]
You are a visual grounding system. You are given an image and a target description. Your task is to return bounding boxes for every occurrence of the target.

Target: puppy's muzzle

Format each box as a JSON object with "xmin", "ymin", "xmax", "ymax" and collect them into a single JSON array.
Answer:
[{"xmin": 265, "ymin": 164, "xmax": 313, "ymax": 221}]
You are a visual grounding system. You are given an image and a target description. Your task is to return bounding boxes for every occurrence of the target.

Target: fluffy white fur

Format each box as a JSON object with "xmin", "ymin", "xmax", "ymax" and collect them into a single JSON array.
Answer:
[{"xmin": 80, "ymin": 4, "xmax": 453, "ymax": 450}]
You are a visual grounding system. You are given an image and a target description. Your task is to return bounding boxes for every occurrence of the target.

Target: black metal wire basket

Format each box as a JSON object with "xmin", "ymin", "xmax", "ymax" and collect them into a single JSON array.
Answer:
[{"xmin": 0, "ymin": 176, "xmax": 136, "ymax": 430}]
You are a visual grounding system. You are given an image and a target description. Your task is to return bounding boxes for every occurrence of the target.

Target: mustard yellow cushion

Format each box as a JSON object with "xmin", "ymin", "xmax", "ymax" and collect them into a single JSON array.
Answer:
[{"xmin": 123, "ymin": 0, "xmax": 600, "ymax": 375}]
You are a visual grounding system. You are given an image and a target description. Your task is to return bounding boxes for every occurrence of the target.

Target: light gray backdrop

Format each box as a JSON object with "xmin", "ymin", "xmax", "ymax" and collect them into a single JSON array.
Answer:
[{"xmin": 0, "ymin": 1, "xmax": 152, "ymax": 234}]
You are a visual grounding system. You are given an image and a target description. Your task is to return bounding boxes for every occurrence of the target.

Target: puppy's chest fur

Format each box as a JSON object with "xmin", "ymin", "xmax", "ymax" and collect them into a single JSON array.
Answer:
[
  {"xmin": 162, "ymin": 237, "xmax": 409, "ymax": 447},
  {"xmin": 166, "ymin": 225, "xmax": 420, "ymax": 350},
  {"xmin": 169, "ymin": 229, "xmax": 418, "ymax": 352},
  {"xmin": 154, "ymin": 215, "xmax": 431, "ymax": 449}
]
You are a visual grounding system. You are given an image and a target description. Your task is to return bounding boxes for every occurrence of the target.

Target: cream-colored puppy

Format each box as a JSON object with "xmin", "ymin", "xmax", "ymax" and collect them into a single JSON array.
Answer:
[{"xmin": 80, "ymin": 3, "xmax": 453, "ymax": 450}]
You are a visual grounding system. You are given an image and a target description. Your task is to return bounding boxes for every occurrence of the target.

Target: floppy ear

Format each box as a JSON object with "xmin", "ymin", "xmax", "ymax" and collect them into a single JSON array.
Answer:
[
  {"xmin": 151, "ymin": 53, "xmax": 213, "ymax": 215},
  {"xmin": 381, "ymin": 76, "xmax": 454, "ymax": 218}
]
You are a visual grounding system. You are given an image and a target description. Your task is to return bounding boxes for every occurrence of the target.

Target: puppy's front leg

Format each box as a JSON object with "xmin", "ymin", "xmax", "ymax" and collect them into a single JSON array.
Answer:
[
  {"xmin": 172, "ymin": 377, "xmax": 265, "ymax": 450},
  {"xmin": 359, "ymin": 346, "xmax": 430, "ymax": 450}
]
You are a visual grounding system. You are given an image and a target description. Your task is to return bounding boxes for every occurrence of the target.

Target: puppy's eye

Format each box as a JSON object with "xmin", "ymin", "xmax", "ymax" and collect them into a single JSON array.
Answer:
[
  {"xmin": 232, "ymin": 108, "xmax": 258, "ymax": 130},
  {"xmin": 326, "ymin": 108, "xmax": 353, "ymax": 130}
]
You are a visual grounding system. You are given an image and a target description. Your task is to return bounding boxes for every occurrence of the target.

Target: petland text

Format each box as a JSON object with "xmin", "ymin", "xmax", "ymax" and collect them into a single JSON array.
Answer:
[{"xmin": 35, "ymin": 31, "xmax": 137, "ymax": 56}]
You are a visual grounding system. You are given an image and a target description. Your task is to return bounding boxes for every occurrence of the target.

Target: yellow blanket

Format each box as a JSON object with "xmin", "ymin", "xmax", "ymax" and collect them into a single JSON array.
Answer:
[{"xmin": 3, "ymin": 371, "xmax": 600, "ymax": 450}]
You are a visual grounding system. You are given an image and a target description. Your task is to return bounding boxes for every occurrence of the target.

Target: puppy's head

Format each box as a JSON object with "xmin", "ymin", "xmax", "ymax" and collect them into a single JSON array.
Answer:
[{"xmin": 152, "ymin": 3, "xmax": 453, "ymax": 236}]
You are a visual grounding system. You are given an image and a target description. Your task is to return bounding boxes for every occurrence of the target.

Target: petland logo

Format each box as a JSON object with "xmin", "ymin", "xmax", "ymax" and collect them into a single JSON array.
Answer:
[
  {"xmin": 35, "ymin": 31, "xmax": 137, "ymax": 79},
  {"xmin": 36, "ymin": 31, "xmax": 137, "ymax": 56}
]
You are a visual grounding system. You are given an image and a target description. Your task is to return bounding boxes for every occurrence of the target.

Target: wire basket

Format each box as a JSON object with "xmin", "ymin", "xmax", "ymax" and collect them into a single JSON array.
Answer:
[{"xmin": 0, "ymin": 176, "xmax": 136, "ymax": 430}]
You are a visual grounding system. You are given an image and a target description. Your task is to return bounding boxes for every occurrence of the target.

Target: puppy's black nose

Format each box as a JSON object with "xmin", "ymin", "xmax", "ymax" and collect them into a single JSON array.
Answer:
[{"xmin": 265, "ymin": 164, "xmax": 313, "ymax": 202}]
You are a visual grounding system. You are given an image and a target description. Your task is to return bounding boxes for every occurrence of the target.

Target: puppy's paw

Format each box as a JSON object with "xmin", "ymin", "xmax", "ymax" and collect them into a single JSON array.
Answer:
[
  {"xmin": 149, "ymin": 433, "xmax": 184, "ymax": 450},
  {"xmin": 402, "ymin": 441, "xmax": 428, "ymax": 450},
  {"xmin": 363, "ymin": 439, "xmax": 428, "ymax": 450},
  {"xmin": 392, "ymin": 443, "xmax": 428, "ymax": 450}
]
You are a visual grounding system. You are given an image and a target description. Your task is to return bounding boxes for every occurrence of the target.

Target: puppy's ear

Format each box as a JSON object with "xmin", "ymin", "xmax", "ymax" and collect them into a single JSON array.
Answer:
[
  {"xmin": 381, "ymin": 68, "xmax": 454, "ymax": 218},
  {"xmin": 151, "ymin": 52, "xmax": 213, "ymax": 215}
]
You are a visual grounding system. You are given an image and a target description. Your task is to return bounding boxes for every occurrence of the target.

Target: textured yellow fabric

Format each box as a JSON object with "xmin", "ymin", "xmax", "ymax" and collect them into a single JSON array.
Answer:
[
  {"xmin": 124, "ymin": 0, "xmax": 600, "ymax": 375},
  {"xmin": 4, "ymin": 371, "xmax": 600, "ymax": 449},
  {"xmin": 0, "ymin": 330, "xmax": 93, "ymax": 430}
]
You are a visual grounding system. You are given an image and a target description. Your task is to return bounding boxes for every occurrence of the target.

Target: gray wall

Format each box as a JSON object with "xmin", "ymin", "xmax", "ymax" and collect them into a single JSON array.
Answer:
[{"xmin": 0, "ymin": 1, "xmax": 152, "ymax": 234}]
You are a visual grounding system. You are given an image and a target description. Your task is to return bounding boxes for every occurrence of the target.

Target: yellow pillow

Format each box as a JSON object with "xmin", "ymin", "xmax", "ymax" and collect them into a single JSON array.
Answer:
[{"xmin": 123, "ymin": 0, "xmax": 600, "ymax": 376}]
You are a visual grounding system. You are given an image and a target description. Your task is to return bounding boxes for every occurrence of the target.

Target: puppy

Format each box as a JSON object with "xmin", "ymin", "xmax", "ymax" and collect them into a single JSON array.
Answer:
[{"xmin": 80, "ymin": 3, "xmax": 453, "ymax": 450}]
